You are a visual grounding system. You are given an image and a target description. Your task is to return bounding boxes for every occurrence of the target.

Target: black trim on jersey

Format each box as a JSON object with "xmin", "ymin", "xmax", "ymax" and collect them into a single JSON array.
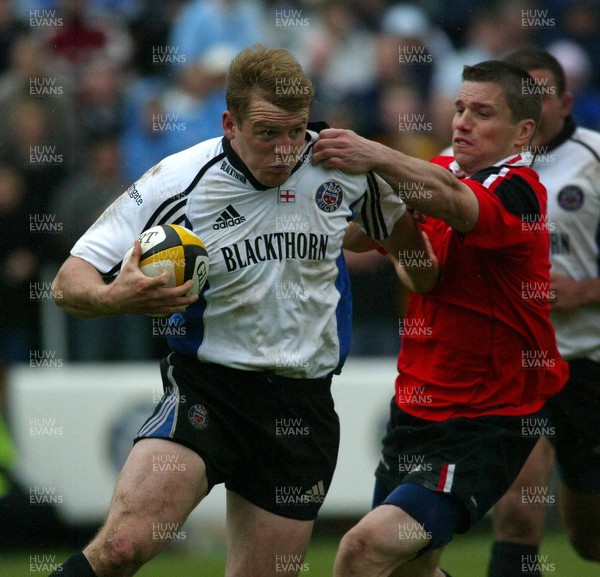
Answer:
[
  {"xmin": 360, "ymin": 172, "xmax": 388, "ymax": 239},
  {"xmin": 471, "ymin": 167, "xmax": 540, "ymax": 221},
  {"xmin": 570, "ymin": 137, "xmax": 600, "ymax": 163},
  {"xmin": 222, "ymin": 137, "xmax": 270, "ymax": 190},
  {"xmin": 143, "ymin": 152, "xmax": 226, "ymax": 232},
  {"xmin": 102, "ymin": 152, "xmax": 226, "ymax": 279},
  {"xmin": 158, "ymin": 198, "xmax": 188, "ymax": 226},
  {"xmin": 307, "ymin": 121, "xmax": 330, "ymax": 133},
  {"xmin": 542, "ymin": 115, "xmax": 576, "ymax": 153}
]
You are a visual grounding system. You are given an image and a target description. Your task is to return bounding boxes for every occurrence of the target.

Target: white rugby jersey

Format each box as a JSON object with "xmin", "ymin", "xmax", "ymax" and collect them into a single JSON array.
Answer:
[
  {"xmin": 533, "ymin": 118, "xmax": 600, "ymax": 361},
  {"xmin": 72, "ymin": 128, "xmax": 404, "ymax": 377}
]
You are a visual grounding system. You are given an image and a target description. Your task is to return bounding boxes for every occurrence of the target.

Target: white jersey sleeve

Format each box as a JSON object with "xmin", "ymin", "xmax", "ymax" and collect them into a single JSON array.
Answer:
[
  {"xmin": 352, "ymin": 172, "xmax": 405, "ymax": 239},
  {"xmin": 71, "ymin": 138, "xmax": 223, "ymax": 277}
]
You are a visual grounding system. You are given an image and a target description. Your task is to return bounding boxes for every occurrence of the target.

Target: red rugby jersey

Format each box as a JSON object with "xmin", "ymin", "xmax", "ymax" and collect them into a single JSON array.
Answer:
[{"xmin": 396, "ymin": 153, "xmax": 569, "ymax": 420}]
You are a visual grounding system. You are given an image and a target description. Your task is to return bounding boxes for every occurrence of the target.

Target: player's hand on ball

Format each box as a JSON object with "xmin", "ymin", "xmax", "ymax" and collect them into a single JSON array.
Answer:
[{"xmin": 106, "ymin": 240, "xmax": 199, "ymax": 316}]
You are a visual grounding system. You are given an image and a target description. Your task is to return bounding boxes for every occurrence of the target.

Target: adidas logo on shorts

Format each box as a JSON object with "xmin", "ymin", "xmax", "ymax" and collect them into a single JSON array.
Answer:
[
  {"xmin": 213, "ymin": 205, "xmax": 246, "ymax": 230},
  {"xmin": 305, "ymin": 480, "xmax": 326, "ymax": 503}
]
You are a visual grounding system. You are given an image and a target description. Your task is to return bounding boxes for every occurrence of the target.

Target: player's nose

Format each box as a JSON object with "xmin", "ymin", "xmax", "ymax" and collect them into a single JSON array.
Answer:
[{"xmin": 454, "ymin": 111, "xmax": 473, "ymax": 132}]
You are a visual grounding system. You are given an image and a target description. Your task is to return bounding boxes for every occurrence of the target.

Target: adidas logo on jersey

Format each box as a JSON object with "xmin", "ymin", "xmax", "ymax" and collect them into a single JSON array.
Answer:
[
  {"xmin": 213, "ymin": 205, "xmax": 246, "ymax": 230},
  {"xmin": 305, "ymin": 480, "xmax": 326, "ymax": 503}
]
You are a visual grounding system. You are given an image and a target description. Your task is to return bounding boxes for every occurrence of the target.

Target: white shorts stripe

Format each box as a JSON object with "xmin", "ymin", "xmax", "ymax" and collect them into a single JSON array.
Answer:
[
  {"xmin": 137, "ymin": 372, "xmax": 180, "ymax": 437},
  {"xmin": 442, "ymin": 463, "xmax": 455, "ymax": 493}
]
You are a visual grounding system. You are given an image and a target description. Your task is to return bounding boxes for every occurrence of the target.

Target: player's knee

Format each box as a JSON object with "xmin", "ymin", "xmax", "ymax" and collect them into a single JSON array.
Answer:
[
  {"xmin": 568, "ymin": 530, "xmax": 600, "ymax": 562},
  {"xmin": 495, "ymin": 510, "xmax": 542, "ymax": 542},
  {"xmin": 337, "ymin": 528, "xmax": 382, "ymax": 571},
  {"xmin": 336, "ymin": 525, "xmax": 405, "ymax": 573},
  {"xmin": 494, "ymin": 494, "xmax": 544, "ymax": 543},
  {"xmin": 92, "ymin": 533, "xmax": 144, "ymax": 575}
]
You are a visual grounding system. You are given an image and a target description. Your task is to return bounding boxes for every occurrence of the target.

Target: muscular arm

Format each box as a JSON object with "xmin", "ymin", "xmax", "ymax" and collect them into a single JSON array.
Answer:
[
  {"xmin": 342, "ymin": 216, "xmax": 439, "ymax": 293},
  {"xmin": 342, "ymin": 222, "xmax": 379, "ymax": 253},
  {"xmin": 551, "ymin": 274, "xmax": 600, "ymax": 312},
  {"xmin": 313, "ymin": 128, "xmax": 480, "ymax": 233},
  {"xmin": 52, "ymin": 241, "xmax": 197, "ymax": 319},
  {"xmin": 377, "ymin": 210, "xmax": 439, "ymax": 293}
]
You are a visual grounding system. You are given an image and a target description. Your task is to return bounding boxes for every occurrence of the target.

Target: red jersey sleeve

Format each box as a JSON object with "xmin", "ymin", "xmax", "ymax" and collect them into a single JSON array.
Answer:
[{"xmin": 462, "ymin": 166, "xmax": 546, "ymax": 254}]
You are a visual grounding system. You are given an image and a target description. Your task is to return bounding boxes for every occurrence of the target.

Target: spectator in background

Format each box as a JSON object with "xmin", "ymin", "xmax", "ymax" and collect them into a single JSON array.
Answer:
[
  {"xmin": 50, "ymin": 134, "xmax": 157, "ymax": 361},
  {"xmin": 0, "ymin": 165, "xmax": 41, "ymax": 363},
  {"xmin": 77, "ymin": 58, "xmax": 125, "ymax": 142},
  {"xmin": 0, "ymin": 0, "xmax": 27, "ymax": 75},
  {"xmin": 159, "ymin": 43, "xmax": 236, "ymax": 153},
  {"xmin": 119, "ymin": 80, "xmax": 174, "ymax": 183},
  {"xmin": 51, "ymin": 134, "xmax": 127, "ymax": 259},
  {"xmin": 377, "ymin": 3, "xmax": 453, "ymax": 102},
  {"xmin": 44, "ymin": 0, "xmax": 133, "ymax": 89},
  {"xmin": 0, "ymin": 34, "xmax": 79, "ymax": 178},
  {"xmin": 0, "ymin": 98, "xmax": 71, "ymax": 219},
  {"xmin": 548, "ymin": 39, "xmax": 600, "ymax": 131},
  {"xmin": 168, "ymin": 0, "xmax": 266, "ymax": 66},
  {"xmin": 121, "ymin": 0, "xmax": 260, "ymax": 181},
  {"xmin": 429, "ymin": 6, "xmax": 529, "ymax": 145},
  {"xmin": 119, "ymin": 44, "xmax": 233, "ymax": 183},
  {"xmin": 298, "ymin": 0, "xmax": 378, "ymax": 134},
  {"xmin": 548, "ymin": 1, "xmax": 600, "ymax": 81},
  {"xmin": 376, "ymin": 79, "xmax": 442, "ymax": 161},
  {"xmin": 127, "ymin": 0, "xmax": 187, "ymax": 78}
]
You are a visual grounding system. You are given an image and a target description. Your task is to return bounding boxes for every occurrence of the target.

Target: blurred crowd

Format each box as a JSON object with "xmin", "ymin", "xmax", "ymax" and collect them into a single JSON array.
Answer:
[{"xmin": 1, "ymin": 0, "xmax": 599, "ymax": 363}]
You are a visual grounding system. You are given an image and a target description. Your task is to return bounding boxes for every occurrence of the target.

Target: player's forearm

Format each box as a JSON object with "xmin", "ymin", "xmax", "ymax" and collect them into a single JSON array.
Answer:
[
  {"xmin": 575, "ymin": 278, "xmax": 600, "ymax": 307},
  {"xmin": 371, "ymin": 146, "xmax": 478, "ymax": 232},
  {"xmin": 52, "ymin": 257, "xmax": 113, "ymax": 319},
  {"xmin": 378, "ymin": 212, "xmax": 439, "ymax": 293},
  {"xmin": 342, "ymin": 223, "xmax": 380, "ymax": 253}
]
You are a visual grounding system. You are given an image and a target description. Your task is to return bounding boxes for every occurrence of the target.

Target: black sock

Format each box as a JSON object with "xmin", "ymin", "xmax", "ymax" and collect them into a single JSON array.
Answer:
[
  {"xmin": 49, "ymin": 552, "xmax": 97, "ymax": 577},
  {"xmin": 441, "ymin": 570, "xmax": 454, "ymax": 577},
  {"xmin": 488, "ymin": 541, "xmax": 541, "ymax": 577}
]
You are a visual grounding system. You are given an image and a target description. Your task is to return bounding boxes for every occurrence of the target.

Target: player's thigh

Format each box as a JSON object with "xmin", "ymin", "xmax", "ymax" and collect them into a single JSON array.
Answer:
[
  {"xmin": 492, "ymin": 436, "xmax": 555, "ymax": 544},
  {"xmin": 224, "ymin": 490, "xmax": 314, "ymax": 577},
  {"xmin": 87, "ymin": 438, "xmax": 208, "ymax": 554}
]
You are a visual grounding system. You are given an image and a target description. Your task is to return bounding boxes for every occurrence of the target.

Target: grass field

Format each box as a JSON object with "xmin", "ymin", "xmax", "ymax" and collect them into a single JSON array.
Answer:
[{"xmin": 2, "ymin": 526, "xmax": 597, "ymax": 576}]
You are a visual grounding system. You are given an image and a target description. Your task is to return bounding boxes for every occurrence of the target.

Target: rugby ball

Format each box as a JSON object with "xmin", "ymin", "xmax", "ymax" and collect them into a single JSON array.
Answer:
[{"xmin": 121, "ymin": 224, "xmax": 209, "ymax": 298}]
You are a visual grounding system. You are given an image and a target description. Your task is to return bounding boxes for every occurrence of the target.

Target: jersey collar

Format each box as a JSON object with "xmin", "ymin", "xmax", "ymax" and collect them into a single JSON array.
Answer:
[
  {"xmin": 221, "ymin": 136, "xmax": 269, "ymax": 190},
  {"xmin": 221, "ymin": 131, "xmax": 313, "ymax": 191},
  {"xmin": 540, "ymin": 115, "xmax": 576, "ymax": 153},
  {"xmin": 449, "ymin": 151, "xmax": 534, "ymax": 178}
]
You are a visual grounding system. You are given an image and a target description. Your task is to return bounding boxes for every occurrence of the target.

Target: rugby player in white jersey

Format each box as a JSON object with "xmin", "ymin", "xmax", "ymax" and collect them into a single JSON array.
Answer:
[
  {"xmin": 487, "ymin": 49, "xmax": 600, "ymax": 577},
  {"xmin": 48, "ymin": 45, "xmax": 437, "ymax": 577}
]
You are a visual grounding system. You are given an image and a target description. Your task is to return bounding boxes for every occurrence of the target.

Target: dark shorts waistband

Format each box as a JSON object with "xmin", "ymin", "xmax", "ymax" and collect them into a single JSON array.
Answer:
[{"xmin": 167, "ymin": 353, "xmax": 332, "ymax": 393}]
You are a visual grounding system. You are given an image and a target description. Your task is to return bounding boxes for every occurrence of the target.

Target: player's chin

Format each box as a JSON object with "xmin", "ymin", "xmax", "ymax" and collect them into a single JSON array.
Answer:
[{"xmin": 262, "ymin": 169, "xmax": 293, "ymax": 187}]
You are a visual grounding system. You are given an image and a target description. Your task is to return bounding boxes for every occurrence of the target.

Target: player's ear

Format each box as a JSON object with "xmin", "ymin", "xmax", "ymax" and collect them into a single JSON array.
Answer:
[
  {"xmin": 222, "ymin": 111, "xmax": 236, "ymax": 140},
  {"xmin": 560, "ymin": 90, "xmax": 574, "ymax": 117},
  {"xmin": 516, "ymin": 118, "xmax": 536, "ymax": 147}
]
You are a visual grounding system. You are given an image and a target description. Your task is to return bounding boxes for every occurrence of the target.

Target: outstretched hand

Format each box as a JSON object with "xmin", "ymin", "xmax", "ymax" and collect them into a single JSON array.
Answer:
[
  {"xmin": 105, "ymin": 240, "xmax": 198, "ymax": 316},
  {"xmin": 312, "ymin": 128, "xmax": 381, "ymax": 173}
]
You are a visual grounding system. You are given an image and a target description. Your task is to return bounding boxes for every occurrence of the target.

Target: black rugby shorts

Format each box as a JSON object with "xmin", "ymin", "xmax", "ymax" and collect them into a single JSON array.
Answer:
[{"xmin": 135, "ymin": 352, "xmax": 340, "ymax": 520}]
